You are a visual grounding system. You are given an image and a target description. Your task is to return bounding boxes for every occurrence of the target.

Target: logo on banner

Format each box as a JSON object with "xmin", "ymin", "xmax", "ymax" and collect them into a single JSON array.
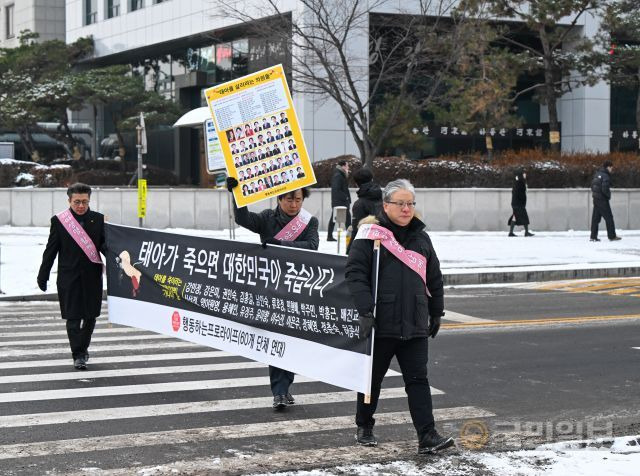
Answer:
[{"xmin": 171, "ymin": 311, "xmax": 181, "ymax": 332}]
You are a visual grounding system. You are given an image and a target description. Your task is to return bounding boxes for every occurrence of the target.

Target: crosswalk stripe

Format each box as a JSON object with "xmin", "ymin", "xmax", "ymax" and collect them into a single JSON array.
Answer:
[
  {"xmin": 0, "ymin": 334, "xmax": 173, "ymax": 346},
  {"xmin": 0, "ymin": 361, "xmax": 268, "ymax": 384},
  {"xmin": 0, "ymin": 370, "xmax": 405, "ymax": 403},
  {"xmin": 0, "ymin": 327, "xmax": 151, "ymax": 338},
  {"xmin": 0, "ymin": 351, "xmax": 231, "ymax": 369},
  {"xmin": 0, "ymin": 388, "xmax": 411, "ymax": 428},
  {"xmin": 0, "ymin": 321, "xmax": 117, "ymax": 329},
  {"xmin": 0, "ymin": 341, "xmax": 201, "ymax": 358},
  {"xmin": 443, "ymin": 311, "xmax": 495, "ymax": 324},
  {"xmin": 0, "ymin": 407, "xmax": 493, "ymax": 460}
]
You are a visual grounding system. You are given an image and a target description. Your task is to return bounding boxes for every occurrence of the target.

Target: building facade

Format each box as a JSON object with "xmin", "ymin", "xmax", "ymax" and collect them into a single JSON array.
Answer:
[
  {"xmin": 1, "ymin": 0, "xmax": 66, "ymax": 47},
  {"xmin": 65, "ymin": 0, "xmax": 619, "ymax": 185}
]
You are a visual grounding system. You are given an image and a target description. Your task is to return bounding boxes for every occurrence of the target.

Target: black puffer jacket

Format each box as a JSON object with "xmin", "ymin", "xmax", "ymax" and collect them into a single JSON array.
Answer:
[
  {"xmin": 331, "ymin": 167, "xmax": 351, "ymax": 207},
  {"xmin": 591, "ymin": 167, "xmax": 612, "ymax": 201},
  {"xmin": 345, "ymin": 212, "xmax": 444, "ymax": 339},
  {"xmin": 234, "ymin": 205, "xmax": 319, "ymax": 250},
  {"xmin": 351, "ymin": 182, "xmax": 383, "ymax": 238}
]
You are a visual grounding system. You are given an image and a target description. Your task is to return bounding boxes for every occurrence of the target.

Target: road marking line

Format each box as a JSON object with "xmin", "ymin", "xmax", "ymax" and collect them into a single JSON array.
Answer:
[
  {"xmin": 0, "ymin": 341, "xmax": 202, "ymax": 358},
  {"xmin": 0, "ymin": 351, "xmax": 231, "ymax": 369},
  {"xmin": 0, "ymin": 370, "xmax": 406, "ymax": 403},
  {"xmin": 443, "ymin": 311, "xmax": 495, "ymax": 324},
  {"xmin": 442, "ymin": 313, "xmax": 640, "ymax": 329},
  {"xmin": 0, "ymin": 327, "xmax": 150, "ymax": 338},
  {"xmin": 0, "ymin": 407, "xmax": 492, "ymax": 459},
  {"xmin": 0, "ymin": 388, "xmax": 413, "ymax": 428},
  {"xmin": 0, "ymin": 334, "xmax": 173, "ymax": 347}
]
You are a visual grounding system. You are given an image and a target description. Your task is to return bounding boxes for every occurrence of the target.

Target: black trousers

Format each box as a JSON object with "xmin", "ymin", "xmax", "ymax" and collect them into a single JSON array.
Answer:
[
  {"xmin": 356, "ymin": 337, "xmax": 434, "ymax": 438},
  {"xmin": 591, "ymin": 198, "xmax": 616, "ymax": 240},
  {"xmin": 66, "ymin": 318, "xmax": 96, "ymax": 360},
  {"xmin": 327, "ymin": 207, "xmax": 351, "ymax": 238},
  {"xmin": 269, "ymin": 366, "xmax": 295, "ymax": 396}
]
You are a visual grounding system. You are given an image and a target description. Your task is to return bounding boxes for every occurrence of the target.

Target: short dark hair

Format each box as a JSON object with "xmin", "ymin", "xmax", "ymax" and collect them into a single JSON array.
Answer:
[
  {"xmin": 603, "ymin": 160, "xmax": 613, "ymax": 168},
  {"xmin": 353, "ymin": 167, "xmax": 373, "ymax": 186},
  {"xmin": 337, "ymin": 159, "xmax": 348, "ymax": 167},
  {"xmin": 278, "ymin": 187, "xmax": 310, "ymax": 201},
  {"xmin": 67, "ymin": 183, "xmax": 92, "ymax": 198}
]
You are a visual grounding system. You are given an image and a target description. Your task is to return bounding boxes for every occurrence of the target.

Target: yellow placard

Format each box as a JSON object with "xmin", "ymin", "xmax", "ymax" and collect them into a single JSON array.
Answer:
[
  {"xmin": 137, "ymin": 178, "xmax": 147, "ymax": 218},
  {"xmin": 485, "ymin": 136, "xmax": 493, "ymax": 150},
  {"xmin": 205, "ymin": 65, "xmax": 317, "ymax": 207},
  {"xmin": 549, "ymin": 131, "xmax": 560, "ymax": 144}
]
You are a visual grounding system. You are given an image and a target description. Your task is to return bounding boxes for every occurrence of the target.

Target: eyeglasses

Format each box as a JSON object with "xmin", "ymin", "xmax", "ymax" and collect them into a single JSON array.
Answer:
[
  {"xmin": 386, "ymin": 200, "xmax": 416, "ymax": 209},
  {"xmin": 71, "ymin": 200, "xmax": 90, "ymax": 206}
]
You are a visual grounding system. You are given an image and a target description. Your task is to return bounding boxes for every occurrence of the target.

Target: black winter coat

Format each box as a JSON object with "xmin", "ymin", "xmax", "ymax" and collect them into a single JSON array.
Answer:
[
  {"xmin": 345, "ymin": 212, "xmax": 444, "ymax": 339},
  {"xmin": 234, "ymin": 205, "xmax": 319, "ymax": 250},
  {"xmin": 591, "ymin": 167, "xmax": 612, "ymax": 200},
  {"xmin": 511, "ymin": 176, "xmax": 527, "ymax": 208},
  {"xmin": 351, "ymin": 182, "xmax": 383, "ymax": 236},
  {"xmin": 331, "ymin": 167, "xmax": 351, "ymax": 207},
  {"xmin": 38, "ymin": 209, "xmax": 105, "ymax": 320}
]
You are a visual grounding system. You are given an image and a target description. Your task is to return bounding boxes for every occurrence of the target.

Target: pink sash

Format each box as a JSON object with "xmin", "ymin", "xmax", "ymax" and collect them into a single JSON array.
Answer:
[
  {"xmin": 355, "ymin": 223, "xmax": 431, "ymax": 296},
  {"xmin": 274, "ymin": 208, "xmax": 313, "ymax": 241},
  {"xmin": 56, "ymin": 209, "xmax": 103, "ymax": 265}
]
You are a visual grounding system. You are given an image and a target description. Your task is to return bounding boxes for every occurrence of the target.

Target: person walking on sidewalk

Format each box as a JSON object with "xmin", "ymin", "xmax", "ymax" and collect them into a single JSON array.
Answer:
[
  {"xmin": 347, "ymin": 167, "xmax": 382, "ymax": 253},
  {"xmin": 327, "ymin": 160, "xmax": 351, "ymax": 241},
  {"xmin": 345, "ymin": 179, "xmax": 454, "ymax": 454},
  {"xmin": 508, "ymin": 168, "xmax": 534, "ymax": 237},
  {"xmin": 226, "ymin": 177, "xmax": 319, "ymax": 409},
  {"xmin": 590, "ymin": 160, "xmax": 621, "ymax": 242},
  {"xmin": 37, "ymin": 183, "xmax": 105, "ymax": 370}
]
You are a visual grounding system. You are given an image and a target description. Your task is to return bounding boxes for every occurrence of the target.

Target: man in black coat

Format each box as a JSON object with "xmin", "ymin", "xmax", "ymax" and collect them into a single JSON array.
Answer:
[
  {"xmin": 345, "ymin": 179, "xmax": 454, "ymax": 454},
  {"xmin": 590, "ymin": 160, "xmax": 621, "ymax": 241},
  {"xmin": 37, "ymin": 183, "xmax": 105, "ymax": 370},
  {"xmin": 348, "ymin": 167, "xmax": 382, "ymax": 252},
  {"xmin": 226, "ymin": 177, "xmax": 319, "ymax": 409},
  {"xmin": 327, "ymin": 159, "xmax": 351, "ymax": 241},
  {"xmin": 508, "ymin": 169, "xmax": 533, "ymax": 237}
]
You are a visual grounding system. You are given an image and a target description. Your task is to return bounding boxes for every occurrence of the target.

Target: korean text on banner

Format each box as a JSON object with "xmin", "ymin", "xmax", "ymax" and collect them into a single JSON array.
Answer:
[
  {"xmin": 205, "ymin": 64, "xmax": 316, "ymax": 207},
  {"xmin": 104, "ymin": 224, "xmax": 371, "ymax": 394}
]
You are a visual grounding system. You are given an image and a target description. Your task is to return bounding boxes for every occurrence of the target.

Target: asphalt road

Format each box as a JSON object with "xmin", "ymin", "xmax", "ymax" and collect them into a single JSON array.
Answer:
[{"xmin": 0, "ymin": 279, "xmax": 638, "ymax": 474}]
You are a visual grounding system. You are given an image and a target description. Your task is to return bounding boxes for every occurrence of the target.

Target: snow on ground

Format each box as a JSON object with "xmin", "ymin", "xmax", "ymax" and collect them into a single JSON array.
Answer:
[{"xmin": 1, "ymin": 225, "xmax": 639, "ymax": 297}]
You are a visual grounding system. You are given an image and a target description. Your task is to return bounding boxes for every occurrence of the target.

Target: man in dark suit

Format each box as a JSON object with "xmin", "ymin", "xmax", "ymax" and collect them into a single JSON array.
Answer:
[
  {"xmin": 327, "ymin": 160, "xmax": 351, "ymax": 241},
  {"xmin": 37, "ymin": 183, "xmax": 105, "ymax": 370}
]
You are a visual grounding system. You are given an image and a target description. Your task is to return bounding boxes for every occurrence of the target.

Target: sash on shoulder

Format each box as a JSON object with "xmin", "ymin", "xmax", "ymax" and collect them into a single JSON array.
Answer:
[
  {"xmin": 355, "ymin": 223, "xmax": 430, "ymax": 296},
  {"xmin": 274, "ymin": 208, "xmax": 313, "ymax": 242},
  {"xmin": 56, "ymin": 209, "xmax": 103, "ymax": 265}
]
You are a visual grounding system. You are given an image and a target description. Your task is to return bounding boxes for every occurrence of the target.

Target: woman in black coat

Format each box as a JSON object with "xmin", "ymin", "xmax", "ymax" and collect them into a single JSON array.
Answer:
[{"xmin": 508, "ymin": 169, "xmax": 534, "ymax": 237}]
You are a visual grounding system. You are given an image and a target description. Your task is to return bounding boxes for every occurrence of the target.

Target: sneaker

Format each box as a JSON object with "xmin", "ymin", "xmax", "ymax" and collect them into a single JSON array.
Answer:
[
  {"xmin": 73, "ymin": 357, "xmax": 87, "ymax": 370},
  {"xmin": 84, "ymin": 352, "xmax": 90, "ymax": 362},
  {"xmin": 418, "ymin": 429, "xmax": 455, "ymax": 454},
  {"xmin": 524, "ymin": 232, "xmax": 535, "ymax": 237},
  {"xmin": 327, "ymin": 236, "xmax": 337, "ymax": 242},
  {"xmin": 508, "ymin": 232, "xmax": 517, "ymax": 237},
  {"xmin": 609, "ymin": 236, "xmax": 622, "ymax": 241},
  {"xmin": 285, "ymin": 393, "xmax": 295, "ymax": 405},
  {"xmin": 590, "ymin": 238, "xmax": 600, "ymax": 242},
  {"xmin": 356, "ymin": 426, "xmax": 378, "ymax": 446},
  {"xmin": 272, "ymin": 394, "xmax": 287, "ymax": 410}
]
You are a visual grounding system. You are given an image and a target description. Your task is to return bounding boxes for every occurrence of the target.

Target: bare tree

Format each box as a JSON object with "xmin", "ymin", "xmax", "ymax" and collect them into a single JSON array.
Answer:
[{"xmin": 212, "ymin": 0, "xmax": 488, "ymax": 168}]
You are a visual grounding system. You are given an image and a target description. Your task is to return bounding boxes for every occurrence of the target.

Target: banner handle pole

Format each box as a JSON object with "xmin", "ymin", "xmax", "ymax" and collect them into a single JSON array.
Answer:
[{"xmin": 364, "ymin": 239, "xmax": 381, "ymax": 404}]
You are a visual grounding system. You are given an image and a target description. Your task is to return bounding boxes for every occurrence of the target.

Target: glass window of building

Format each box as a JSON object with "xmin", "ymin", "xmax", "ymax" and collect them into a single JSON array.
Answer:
[
  {"xmin": 85, "ymin": 0, "xmax": 98, "ymax": 25},
  {"xmin": 5, "ymin": 4, "xmax": 14, "ymax": 39},
  {"xmin": 249, "ymin": 38, "xmax": 268, "ymax": 72},
  {"xmin": 200, "ymin": 46, "xmax": 215, "ymax": 73},
  {"xmin": 216, "ymin": 43, "xmax": 233, "ymax": 82},
  {"xmin": 130, "ymin": 0, "xmax": 144, "ymax": 11},
  {"xmin": 232, "ymin": 39, "xmax": 249, "ymax": 78},
  {"xmin": 107, "ymin": 0, "xmax": 120, "ymax": 18}
]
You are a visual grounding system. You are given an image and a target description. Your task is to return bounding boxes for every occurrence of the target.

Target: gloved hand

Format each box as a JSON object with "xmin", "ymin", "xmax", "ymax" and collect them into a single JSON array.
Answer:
[
  {"xmin": 358, "ymin": 312, "xmax": 376, "ymax": 340},
  {"xmin": 261, "ymin": 237, "xmax": 281, "ymax": 248},
  {"xmin": 226, "ymin": 177, "xmax": 239, "ymax": 192},
  {"xmin": 428, "ymin": 313, "xmax": 442, "ymax": 338},
  {"xmin": 37, "ymin": 279, "xmax": 47, "ymax": 292}
]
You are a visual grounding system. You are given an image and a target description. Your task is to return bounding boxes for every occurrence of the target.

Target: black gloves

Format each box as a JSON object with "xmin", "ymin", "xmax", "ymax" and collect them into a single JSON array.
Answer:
[
  {"xmin": 429, "ymin": 313, "xmax": 442, "ymax": 339},
  {"xmin": 37, "ymin": 279, "xmax": 47, "ymax": 292},
  {"xmin": 261, "ymin": 237, "xmax": 281, "ymax": 248},
  {"xmin": 226, "ymin": 177, "xmax": 238, "ymax": 192},
  {"xmin": 358, "ymin": 312, "xmax": 376, "ymax": 340}
]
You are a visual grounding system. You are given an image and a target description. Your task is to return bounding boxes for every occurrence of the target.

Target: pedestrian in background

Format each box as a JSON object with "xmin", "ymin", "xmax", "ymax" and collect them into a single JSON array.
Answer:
[
  {"xmin": 37, "ymin": 183, "xmax": 105, "ymax": 370},
  {"xmin": 508, "ymin": 168, "xmax": 534, "ymax": 237},
  {"xmin": 348, "ymin": 167, "xmax": 382, "ymax": 252},
  {"xmin": 590, "ymin": 160, "xmax": 621, "ymax": 242},
  {"xmin": 345, "ymin": 178, "xmax": 453, "ymax": 454},
  {"xmin": 226, "ymin": 177, "xmax": 319, "ymax": 409},
  {"xmin": 327, "ymin": 159, "xmax": 351, "ymax": 242}
]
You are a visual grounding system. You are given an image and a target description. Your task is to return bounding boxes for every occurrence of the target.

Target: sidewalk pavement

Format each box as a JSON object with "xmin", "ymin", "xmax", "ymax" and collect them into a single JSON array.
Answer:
[{"xmin": 1, "ymin": 226, "xmax": 639, "ymax": 300}]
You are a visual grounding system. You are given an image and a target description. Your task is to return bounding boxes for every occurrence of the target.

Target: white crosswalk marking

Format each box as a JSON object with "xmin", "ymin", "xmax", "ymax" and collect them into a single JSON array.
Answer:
[
  {"xmin": 443, "ymin": 310, "xmax": 496, "ymax": 323},
  {"xmin": 0, "ymin": 327, "xmax": 149, "ymax": 338},
  {"xmin": 0, "ymin": 341, "xmax": 200, "ymax": 357},
  {"xmin": 0, "ymin": 334, "xmax": 174, "ymax": 346}
]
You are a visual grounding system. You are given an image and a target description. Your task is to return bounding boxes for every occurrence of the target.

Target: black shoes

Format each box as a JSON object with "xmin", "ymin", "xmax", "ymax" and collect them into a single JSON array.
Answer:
[
  {"xmin": 609, "ymin": 236, "xmax": 622, "ymax": 241},
  {"xmin": 73, "ymin": 356, "xmax": 87, "ymax": 370},
  {"xmin": 285, "ymin": 393, "xmax": 295, "ymax": 405},
  {"xmin": 273, "ymin": 394, "xmax": 288, "ymax": 410},
  {"xmin": 590, "ymin": 238, "xmax": 600, "ymax": 242},
  {"xmin": 327, "ymin": 236, "xmax": 337, "ymax": 242},
  {"xmin": 525, "ymin": 232, "xmax": 535, "ymax": 237},
  {"xmin": 508, "ymin": 232, "xmax": 517, "ymax": 237},
  {"xmin": 356, "ymin": 426, "xmax": 378, "ymax": 446},
  {"xmin": 418, "ymin": 429, "xmax": 455, "ymax": 454}
]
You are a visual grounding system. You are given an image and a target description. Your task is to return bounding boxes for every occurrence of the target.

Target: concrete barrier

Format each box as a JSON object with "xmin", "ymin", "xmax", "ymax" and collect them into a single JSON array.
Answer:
[{"xmin": 1, "ymin": 187, "xmax": 638, "ymax": 231}]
